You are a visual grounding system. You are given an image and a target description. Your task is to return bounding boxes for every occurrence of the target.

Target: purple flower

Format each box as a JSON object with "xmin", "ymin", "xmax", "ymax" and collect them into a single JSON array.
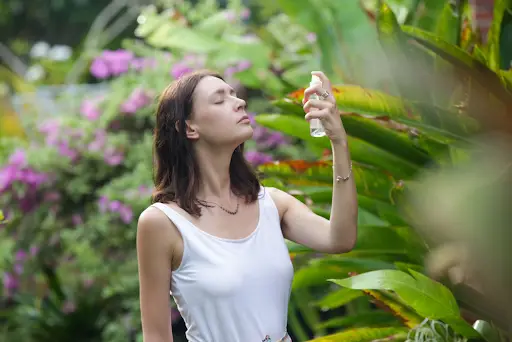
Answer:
[
  {"xmin": 224, "ymin": 66, "xmax": 237, "ymax": 78},
  {"xmin": 119, "ymin": 205, "xmax": 133, "ymax": 224},
  {"xmin": 98, "ymin": 196, "xmax": 109, "ymax": 212},
  {"xmin": 3, "ymin": 272, "xmax": 18, "ymax": 290},
  {"xmin": 0, "ymin": 166, "xmax": 16, "ymax": 193},
  {"xmin": 171, "ymin": 62, "xmax": 193, "ymax": 79},
  {"xmin": 236, "ymin": 60, "xmax": 252, "ymax": 72},
  {"xmin": 90, "ymin": 58, "xmax": 110, "ymax": 79},
  {"xmin": 102, "ymin": 50, "xmax": 134, "ymax": 76},
  {"xmin": 30, "ymin": 246, "xmax": 39, "ymax": 256},
  {"xmin": 89, "ymin": 49, "xmax": 135, "ymax": 78},
  {"xmin": 109, "ymin": 200, "xmax": 122, "ymax": 212},
  {"xmin": 8, "ymin": 150, "xmax": 27, "ymax": 167},
  {"xmin": 57, "ymin": 142, "xmax": 78, "ymax": 161},
  {"xmin": 120, "ymin": 88, "xmax": 152, "ymax": 114},
  {"xmin": 130, "ymin": 57, "xmax": 157, "ymax": 72},
  {"xmin": 72, "ymin": 214, "xmax": 83, "ymax": 226},
  {"xmin": 103, "ymin": 147, "xmax": 124, "ymax": 165},
  {"xmin": 88, "ymin": 129, "xmax": 107, "ymax": 152},
  {"xmin": 306, "ymin": 32, "xmax": 317, "ymax": 43},
  {"xmin": 15, "ymin": 250, "xmax": 26, "ymax": 262},
  {"xmin": 244, "ymin": 151, "xmax": 273, "ymax": 166},
  {"xmin": 224, "ymin": 10, "xmax": 236, "ymax": 22},
  {"xmin": 80, "ymin": 99, "xmax": 102, "ymax": 121},
  {"xmin": 240, "ymin": 8, "xmax": 251, "ymax": 20}
]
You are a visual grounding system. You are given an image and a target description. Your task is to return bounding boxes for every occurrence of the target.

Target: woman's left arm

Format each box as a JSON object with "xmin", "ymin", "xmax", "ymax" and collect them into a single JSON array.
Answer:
[{"xmin": 270, "ymin": 71, "xmax": 358, "ymax": 254}]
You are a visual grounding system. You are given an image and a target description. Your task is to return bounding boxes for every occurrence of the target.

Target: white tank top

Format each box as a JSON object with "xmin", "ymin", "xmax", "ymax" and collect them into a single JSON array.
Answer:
[{"xmin": 151, "ymin": 187, "xmax": 294, "ymax": 342}]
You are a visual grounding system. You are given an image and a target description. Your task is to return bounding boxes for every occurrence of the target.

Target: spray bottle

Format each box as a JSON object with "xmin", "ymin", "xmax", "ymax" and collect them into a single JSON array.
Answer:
[{"xmin": 308, "ymin": 75, "xmax": 326, "ymax": 137}]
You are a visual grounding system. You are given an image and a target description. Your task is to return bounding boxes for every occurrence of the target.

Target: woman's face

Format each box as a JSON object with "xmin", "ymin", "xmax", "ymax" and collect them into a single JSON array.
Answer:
[{"xmin": 186, "ymin": 76, "xmax": 252, "ymax": 148}]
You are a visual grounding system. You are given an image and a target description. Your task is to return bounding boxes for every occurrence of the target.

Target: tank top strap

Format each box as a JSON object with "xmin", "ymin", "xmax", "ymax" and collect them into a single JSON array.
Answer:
[
  {"xmin": 150, "ymin": 202, "xmax": 195, "ymax": 239},
  {"xmin": 259, "ymin": 186, "xmax": 281, "ymax": 225}
]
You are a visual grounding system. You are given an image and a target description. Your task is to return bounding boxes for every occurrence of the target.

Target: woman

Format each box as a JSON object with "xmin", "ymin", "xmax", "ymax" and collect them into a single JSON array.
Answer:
[{"xmin": 136, "ymin": 69, "xmax": 357, "ymax": 342}]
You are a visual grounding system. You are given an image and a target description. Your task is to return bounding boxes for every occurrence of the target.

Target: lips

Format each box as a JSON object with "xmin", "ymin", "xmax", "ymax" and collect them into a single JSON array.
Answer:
[{"xmin": 238, "ymin": 115, "xmax": 250, "ymax": 123}]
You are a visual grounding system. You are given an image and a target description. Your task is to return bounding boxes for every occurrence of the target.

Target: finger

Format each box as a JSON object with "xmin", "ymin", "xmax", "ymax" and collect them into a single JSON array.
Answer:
[
  {"xmin": 302, "ymin": 84, "xmax": 323, "ymax": 103},
  {"xmin": 311, "ymin": 71, "xmax": 332, "ymax": 90},
  {"xmin": 303, "ymin": 85, "xmax": 335, "ymax": 104},
  {"xmin": 305, "ymin": 108, "xmax": 329, "ymax": 121},
  {"xmin": 303, "ymin": 99, "xmax": 335, "ymax": 113}
]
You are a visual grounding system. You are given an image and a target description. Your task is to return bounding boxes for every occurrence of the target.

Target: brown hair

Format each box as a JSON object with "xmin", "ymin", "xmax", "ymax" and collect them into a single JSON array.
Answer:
[{"xmin": 151, "ymin": 69, "xmax": 260, "ymax": 216}]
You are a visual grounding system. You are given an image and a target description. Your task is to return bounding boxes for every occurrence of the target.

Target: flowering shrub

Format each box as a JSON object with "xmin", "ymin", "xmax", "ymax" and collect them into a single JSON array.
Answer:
[{"xmin": 0, "ymin": 0, "xmax": 325, "ymax": 340}]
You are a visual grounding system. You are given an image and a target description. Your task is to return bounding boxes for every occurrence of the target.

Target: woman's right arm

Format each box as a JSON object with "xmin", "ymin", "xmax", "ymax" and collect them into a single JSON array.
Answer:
[{"xmin": 137, "ymin": 207, "xmax": 176, "ymax": 342}]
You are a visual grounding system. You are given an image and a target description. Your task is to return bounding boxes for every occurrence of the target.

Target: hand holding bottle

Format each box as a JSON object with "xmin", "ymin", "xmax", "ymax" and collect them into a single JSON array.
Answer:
[{"xmin": 303, "ymin": 71, "xmax": 346, "ymax": 145}]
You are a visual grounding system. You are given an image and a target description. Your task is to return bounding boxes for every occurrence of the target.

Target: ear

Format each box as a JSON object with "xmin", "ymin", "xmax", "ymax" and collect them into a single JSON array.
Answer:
[{"xmin": 184, "ymin": 120, "xmax": 199, "ymax": 140}]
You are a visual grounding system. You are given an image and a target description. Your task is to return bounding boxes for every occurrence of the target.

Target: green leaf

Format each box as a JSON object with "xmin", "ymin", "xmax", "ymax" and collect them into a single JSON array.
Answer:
[
  {"xmin": 331, "ymin": 269, "xmax": 458, "ymax": 318},
  {"xmin": 363, "ymin": 290, "xmax": 423, "ymax": 328},
  {"xmin": 307, "ymin": 327, "xmax": 408, "ymax": 342},
  {"xmin": 315, "ymin": 287, "xmax": 363, "ymax": 311},
  {"xmin": 402, "ymin": 26, "xmax": 512, "ymax": 106},
  {"xmin": 257, "ymin": 160, "xmax": 396, "ymax": 203},
  {"xmin": 255, "ymin": 113, "xmax": 419, "ymax": 178},
  {"xmin": 435, "ymin": 1, "xmax": 461, "ymax": 45},
  {"xmin": 331, "ymin": 269, "xmax": 481, "ymax": 338},
  {"xmin": 486, "ymin": 0, "xmax": 512, "ymax": 72},
  {"xmin": 316, "ymin": 311, "xmax": 399, "ymax": 330}
]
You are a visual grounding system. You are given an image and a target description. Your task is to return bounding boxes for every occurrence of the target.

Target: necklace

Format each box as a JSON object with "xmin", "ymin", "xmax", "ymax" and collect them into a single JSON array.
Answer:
[{"xmin": 197, "ymin": 198, "xmax": 240, "ymax": 215}]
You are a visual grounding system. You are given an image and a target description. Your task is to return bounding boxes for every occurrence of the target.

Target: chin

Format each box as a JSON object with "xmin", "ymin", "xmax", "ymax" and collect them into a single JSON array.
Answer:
[{"xmin": 232, "ymin": 125, "xmax": 254, "ymax": 146}]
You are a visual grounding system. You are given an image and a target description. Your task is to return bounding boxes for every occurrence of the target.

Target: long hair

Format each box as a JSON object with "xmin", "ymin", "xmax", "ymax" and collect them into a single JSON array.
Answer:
[{"xmin": 151, "ymin": 70, "xmax": 260, "ymax": 216}]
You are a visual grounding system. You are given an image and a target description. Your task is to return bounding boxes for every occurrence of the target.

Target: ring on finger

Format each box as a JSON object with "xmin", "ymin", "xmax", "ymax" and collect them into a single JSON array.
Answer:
[{"xmin": 319, "ymin": 90, "xmax": 330, "ymax": 100}]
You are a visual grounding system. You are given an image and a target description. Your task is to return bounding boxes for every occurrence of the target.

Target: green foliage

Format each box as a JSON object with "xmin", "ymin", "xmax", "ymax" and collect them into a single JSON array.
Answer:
[{"xmin": 254, "ymin": 0, "xmax": 512, "ymax": 341}]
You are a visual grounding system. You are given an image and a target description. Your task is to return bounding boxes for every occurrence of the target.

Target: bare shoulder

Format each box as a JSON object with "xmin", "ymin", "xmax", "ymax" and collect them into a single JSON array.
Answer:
[{"xmin": 137, "ymin": 206, "xmax": 180, "ymax": 248}]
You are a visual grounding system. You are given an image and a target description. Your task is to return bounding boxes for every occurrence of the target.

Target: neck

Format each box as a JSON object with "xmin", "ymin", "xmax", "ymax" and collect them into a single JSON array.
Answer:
[{"xmin": 195, "ymin": 144, "xmax": 236, "ymax": 202}]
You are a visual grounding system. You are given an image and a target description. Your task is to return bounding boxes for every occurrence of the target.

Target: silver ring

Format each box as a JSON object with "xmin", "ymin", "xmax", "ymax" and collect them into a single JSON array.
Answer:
[{"xmin": 319, "ymin": 90, "xmax": 330, "ymax": 100}]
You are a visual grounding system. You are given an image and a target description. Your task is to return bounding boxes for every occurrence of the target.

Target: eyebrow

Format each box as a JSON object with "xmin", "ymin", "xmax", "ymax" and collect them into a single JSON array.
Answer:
[{"xmin": 209, "ymin": 87, "xmax": 236, "ymax": 99}]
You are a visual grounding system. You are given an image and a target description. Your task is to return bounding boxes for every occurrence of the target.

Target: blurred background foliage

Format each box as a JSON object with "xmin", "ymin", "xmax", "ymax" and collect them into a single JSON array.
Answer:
[{"xmin": 1, "ymin": 0, "xmax": 511, "ymax": 341}]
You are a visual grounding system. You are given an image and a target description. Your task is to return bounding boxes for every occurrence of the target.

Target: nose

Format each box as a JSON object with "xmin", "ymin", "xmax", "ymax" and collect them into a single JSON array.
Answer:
[{"xmin": 234, "ymin": 97, "xmax": 246, "ymax": 112}]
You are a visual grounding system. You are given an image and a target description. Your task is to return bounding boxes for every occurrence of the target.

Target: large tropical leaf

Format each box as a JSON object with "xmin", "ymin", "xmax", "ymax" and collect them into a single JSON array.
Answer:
[
  {"xmin": 255, "ymin": 113, "xmax": 419, "ymax": 177},
  {"xmin": 315, "ymin": 287, "xmax": 364, "ymax": 311},
  {"xmin": 284, "ymin": 85, "xmax": 474, "ymax": 144},
  {"xmin": 257, "ymin": 159, "xmax": 398, "ymax": 203},
  {"xmin": 331, "ymin": 269, "xmax": 480, "ymax": 339},
  {"xmin": 307, "ymin": 326, "xmax": 408, "ymax": 342},
  {"xmin": 363, "ymin": 289, "xmax": 423, "ymax": 329},
  {"xmin": 402, "ymin": 26, "xmax": 512, "ymax": 107},
  {"xmin": 316, "ymin": 311, "xmax": 400, "ymax": 330},
  {"xmin": 485, "ymin": 0, "xmax": 512, "ymax": 72}
]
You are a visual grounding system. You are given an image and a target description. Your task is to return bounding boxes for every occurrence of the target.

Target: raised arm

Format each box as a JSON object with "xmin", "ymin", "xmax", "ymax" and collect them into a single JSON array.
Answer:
[
  {"xmin": 137, "ymin": 207, "xmax": 177, "ymax": 342},
  {"xmin": 269, "ymin": 71, "xmax": 358, "ymax": 254}
]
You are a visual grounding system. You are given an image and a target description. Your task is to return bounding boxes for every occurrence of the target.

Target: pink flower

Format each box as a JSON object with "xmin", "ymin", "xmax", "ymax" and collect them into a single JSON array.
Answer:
[
  {"xmin": 306, "ymin": 32, "xmax": 317, "ymax": 43},
  {"xmin": 103, "ymin": 147, "xmax": 124, "ymax": 165},
  {"xmin": 236, "ymin": 60, "xmax": 252, "ymax": 72},
  {"xmin": 244, "ymin": 151, "xmax": 273, "ymax": 166},
  {"xmin": 171, "ymin": 62, "xmax": 193, "ymax": 79},
  {"xmin": 72, "ymin": 214, "xmax": 83, "ymax": 226},
  {"xmin": 102, "ymin": 50, "xmax": 134, "ymax": 76},
  {"xmin": 90, "ymin": 58, "xmax": 110, "ymax": 79},
  {"xmin": 80, "ymin": 99, "xmax": 102, "ymax": 121},
  {"xmin": 57, "ymin": 142, "xmax": 78, "ymax": 161},
  {"xmin": 3, "ymin": 272, "xmax": 18, "ymax": 290},
  {"xmin": 120, "ymin": 88, "xmax": 152, "ymax": 114},
  {"xmin": 88, "ymin": 129, "xmax": 107, "ymax": 152},
  {"xmin": 98, "ymin": 196, "xmax": 109, "ymax": 212},
  {"xmin": 240, "ymin": 8, "xmax": 251, "ymax": 20},
  {"xmin": 8, "ymin": 150, "xmax": 27, "ymax": 167},
  {"xmin": 224, "ymin": 10, "xmax": 236, "ymax": 22},
  {"xmin": 109, "ymin": 200, "xmax": 122, "ymax": 212},
  {"xmin": 0, "ymin": 166, "xmax": 16, "ymax": 193},
  {"xmin": 119, "ymin": 205, "xmax": 133, "ymax": 224}
]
